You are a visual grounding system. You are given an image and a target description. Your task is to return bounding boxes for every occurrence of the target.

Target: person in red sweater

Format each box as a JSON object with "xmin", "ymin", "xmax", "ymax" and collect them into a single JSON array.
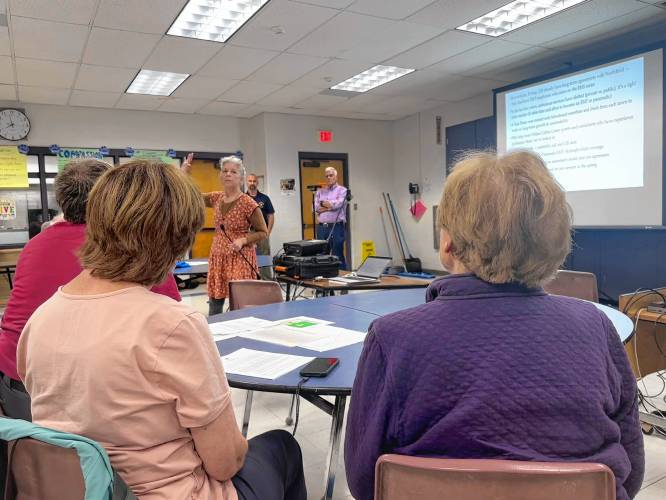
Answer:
[{"xmin": 0, "ymin": 159, "xmax": 181, "ymax": 420}]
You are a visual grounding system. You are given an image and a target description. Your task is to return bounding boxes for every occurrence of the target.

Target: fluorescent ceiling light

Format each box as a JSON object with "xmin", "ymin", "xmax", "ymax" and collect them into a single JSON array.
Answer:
[
  {"xmin": 331, "ymin": 65, "xmax": 415, "ymax": 93},
  {"xmin": 126, "ymin": 70, "xmax": 189, "ymax": 96},
  {"xmin": 167, "ymin": 0, "xmax": 270, "ymax": 43},
  {"xmin": 456, "ymin": 0, "xmax": 589, "ymax": 37}
]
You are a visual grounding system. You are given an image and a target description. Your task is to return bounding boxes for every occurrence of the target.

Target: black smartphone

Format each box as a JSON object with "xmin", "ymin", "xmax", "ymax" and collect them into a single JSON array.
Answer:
[{"xmin": 300, "ymin": 357, "xmax": 339, "ymax": 377}]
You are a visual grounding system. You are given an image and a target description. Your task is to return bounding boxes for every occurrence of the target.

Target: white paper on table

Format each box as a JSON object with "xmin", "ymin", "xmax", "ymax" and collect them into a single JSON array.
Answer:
[
  {"xmin": 221, "ymin": 348, "xmax": 314, "ymax": 379},
  {"xmin": 237, "ymin": 324, "xmax": 366, "ymax": 351},
  {"xmin": 186, "ymin": 259, "xmax": 208, "ymax": 265},
  {"xmin": 209, "ymin": 317, "xmax": 276, "ymax": 340},
  {"xmin": 237, "ymin": 325, "xmax": 317, "ymax": 347},
  {"xmin": 297, "ymin": 325, "xmax": 367, "ymax": 352}
]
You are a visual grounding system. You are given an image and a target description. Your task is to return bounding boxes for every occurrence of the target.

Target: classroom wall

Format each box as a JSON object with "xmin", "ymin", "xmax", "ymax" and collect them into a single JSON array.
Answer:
[
  {"xmin": 261, "ymin": 113, "xmax": 394, "ymax": 267},
  {"xmin": 0, "ymin": 102, "xmax": 394, "ymax": 267},
  {"xmin": 391, "ymin": 93, "xmax": 494, "ymax": 270},
  {"xmin": 0, "ymin": 102, "xmax": 241, "ymax": 151}
]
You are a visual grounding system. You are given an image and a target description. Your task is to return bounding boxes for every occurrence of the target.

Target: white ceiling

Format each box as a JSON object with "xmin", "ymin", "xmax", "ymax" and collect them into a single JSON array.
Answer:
[{"xmin": 0, "ymin": 0, "xmax": 664, "ymax": 120}]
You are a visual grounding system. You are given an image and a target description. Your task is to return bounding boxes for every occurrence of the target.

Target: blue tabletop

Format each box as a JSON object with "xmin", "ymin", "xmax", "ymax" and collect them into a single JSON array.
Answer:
[
  {"xmin": 174, "ymin": 255, "xmax": 272, "ymax": 276},
  {"xmin": 213, "ymin": 289, "xmax": 634, "ymax": 395},
  {"xmin": 213, "ymin": 300, "xmax": 375, "ymax": 395}
]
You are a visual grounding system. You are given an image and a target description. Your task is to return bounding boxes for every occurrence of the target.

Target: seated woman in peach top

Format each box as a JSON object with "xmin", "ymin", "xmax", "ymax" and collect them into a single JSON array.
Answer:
[{"xmin": 17, "ymin": 160, "xmax": 306, "ymax": 500}]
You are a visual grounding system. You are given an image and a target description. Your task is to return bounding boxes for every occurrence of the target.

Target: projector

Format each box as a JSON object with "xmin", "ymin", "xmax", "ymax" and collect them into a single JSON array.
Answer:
[{"xmin": 283, "ymin": 240, "xmax": 329, "ymax": 257}]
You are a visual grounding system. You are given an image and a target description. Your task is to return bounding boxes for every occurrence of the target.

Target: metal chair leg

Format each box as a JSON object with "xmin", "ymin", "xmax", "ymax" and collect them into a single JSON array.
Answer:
[{"xmin": 242, "ymin": 390, "xmax": 253, "ymax": 437}]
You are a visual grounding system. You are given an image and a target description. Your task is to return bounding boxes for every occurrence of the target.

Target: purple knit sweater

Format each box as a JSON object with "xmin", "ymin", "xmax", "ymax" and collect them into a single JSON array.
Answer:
[{"xmin": 344, "ymin": 274, "xmax": 644, "ymax": 500}]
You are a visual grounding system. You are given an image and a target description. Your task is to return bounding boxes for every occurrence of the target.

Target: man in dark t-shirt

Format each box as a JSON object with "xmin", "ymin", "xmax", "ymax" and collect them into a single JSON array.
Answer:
[{"xmin": 247, "ymin": 173, "xmax": 275, "ymax": 279}]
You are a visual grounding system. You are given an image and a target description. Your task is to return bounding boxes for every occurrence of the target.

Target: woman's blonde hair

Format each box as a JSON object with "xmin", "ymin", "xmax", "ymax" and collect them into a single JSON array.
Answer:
[
  {"xmin": 79, "ymin": 160, "xmax": 204, "ymax": 286},
  {"xmin": 438, "ymin": 150, "xmax": 572, "ymax": 288}
]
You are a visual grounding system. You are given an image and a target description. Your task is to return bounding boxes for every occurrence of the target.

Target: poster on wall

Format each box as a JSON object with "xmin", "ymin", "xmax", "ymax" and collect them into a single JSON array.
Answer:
[
  {"xmin": 57, "ymin": 148, "xmax": 104, "ymax": 171},
  {"xmin": 280, "ymin": 178, "xmax": 295, "ymax": 196},
  {"xmin": 133, "ymin": 150, "xmax": 178, "ymax": 165},
  {"xmin": 0, "ymin": 146, "xmax": 28, "ymax": 188},
  {"xmin": 0, "ymin": 199, "xmax": 16, "ymax": 220}
]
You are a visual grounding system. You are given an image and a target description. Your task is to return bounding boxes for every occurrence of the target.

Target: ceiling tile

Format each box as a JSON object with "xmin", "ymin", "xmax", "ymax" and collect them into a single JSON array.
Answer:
[
  {"xmin": 385, "ymin": 30, "xmax": 490, "ymax": 69},
  {"xmin": 0, "ymin": 27, "xmax": 10, "ymax": 56},
  {"xmin": 69, "ymin": 89, "xmax": 121, "ymax": 108},
  {"xmin": 143, "ymin": 36, "xmax": 221, "ymax": 74},
  {"xmin": 0, "ymin": 84, "xmax": 15, "ymax": 100},
  {"xmin": 414, "ymin": 74, "xmax": 504, "ymax": 101},
  {"xmin": 247, "ymin": 53, "xmax": 328, "ymax": 85},
  {"xmin": 543, "ymin": 6, "xmax": 666, "ymax": 51},
  {"xmin": 94, "ymin": 0, "xmax": 186, "ymax": 34},
  {"xmin": 233, "ymin": 105, "xmax": 267, "ymax": 118},
  {"xmin": 19, "ymin": 86, "xmax": 70, "ymax": 105},
  {"xmin": 15, "ymin": 58, "xmax": 78, "ymax": 88},
  {"xmin": 158, "ymin": 98, "xmax": 209, "ymax": 113},
  {"xmin": 289, "ymin": 12, "xmax": 443, "ymax": 62},
  {"xmin": 75, "ymin": 64, "xmax": 137, "ymax": 92},
  {"xmin": 292, "ymin": 0, "xmax": 353, "ymax": 7},
  {"xmin": 353, "ymin": 95, "xmax": 435, "ymax": 115},
  {"xmin": 83, "ymin": 28, "xmax": 161, "ymax": 69},
  {"xmin": 12, "ymin": 17, "xmax": 89, "ymax": 62},
  {"xmin": 331, "ymin": 92, "xmax": 388, "ymax": 111},
  {"xmin": 198, "ymin": 101, "xmax": 248, "ymax": 116},
  {"xmin": 198, "ymin": 45, "xmax": 279, "ymax": 80},
  {"xmin": 258, "ymin": 85, "xmax": 319, "ymax": 106},
  {"xmin": 0, "ymin": 56, "xmax": 13, "ymax": 84},
  {"xmin": 115, "ymin": 93, "xmax": 167, "ymax": 110},
  {"xmin": 406, "ymin": 0, "xmax": 509, "ymax": 30},
  {"xmin": 169, "ymin": 75, "xmax": 237, "ymax": 99},
  {"xmin": 347, "ymin": 0, "xmax": 436, "ymax": 20},
  {"xmin": 219, "ymin": 81, "xmax": 283, "ymax": 104},
  {"xmin": 472, "ymin": 49, "xmax": 573, "ymax": 84},
  {"xmin": 502, "ymin": 0, "xmax": 644, "ymax": 45},
  {"xmin": 296, "ymin": 93, "xmax": 349, "ymax": 110},
  {"xmin": 9, "ymin": 0, "xmax": 98, "ymax": 24},
  {"xmin": 230, "ymin": 0, "xmax": 338, "ymax": 51},
  {"xmin": 290, "ymin": 59, "xmax": 372, "ymax": 89},
  {"xmin": 427, "ymin": 39, "xmax": 534, "ymax": 75}
]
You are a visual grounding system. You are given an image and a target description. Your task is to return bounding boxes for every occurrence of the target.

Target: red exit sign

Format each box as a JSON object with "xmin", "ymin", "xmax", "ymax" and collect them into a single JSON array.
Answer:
[{"xmin": 319, "ymin": 130, "xmax": 333, "ymax": 143}]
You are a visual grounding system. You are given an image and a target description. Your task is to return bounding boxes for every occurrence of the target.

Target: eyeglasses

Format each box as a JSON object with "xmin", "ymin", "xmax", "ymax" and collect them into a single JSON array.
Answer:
[{"xmin": 325, "ymin": 173, "xmax": 336, "ymax": 177}]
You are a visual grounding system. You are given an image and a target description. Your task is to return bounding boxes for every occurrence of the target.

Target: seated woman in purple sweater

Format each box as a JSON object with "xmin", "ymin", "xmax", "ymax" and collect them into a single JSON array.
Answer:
[{"xmin": 344, "ymin": 151, "xmax": 644, "ymax": 500}]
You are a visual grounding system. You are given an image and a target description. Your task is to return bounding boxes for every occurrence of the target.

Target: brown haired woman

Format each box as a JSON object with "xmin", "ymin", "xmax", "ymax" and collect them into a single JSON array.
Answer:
[
  {"xmin": 18, "ymin": 160, "xmax": 305, "ymax": 500},
  {"xmin": 182, "ymin": 154, "xmax": 268, "ymax": 316}
]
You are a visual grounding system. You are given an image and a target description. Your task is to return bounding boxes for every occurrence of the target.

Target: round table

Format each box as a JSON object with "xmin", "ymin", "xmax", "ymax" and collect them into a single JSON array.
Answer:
[{"xmin": 212, "ymin": 289, "xmax": 634, "ymax": 499}]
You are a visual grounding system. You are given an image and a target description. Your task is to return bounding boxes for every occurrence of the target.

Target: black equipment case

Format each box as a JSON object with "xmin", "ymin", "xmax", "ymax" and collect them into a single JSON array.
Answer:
[{"xmin": 273, "ymin": 254, "xmax": 340, "ymax": 279}]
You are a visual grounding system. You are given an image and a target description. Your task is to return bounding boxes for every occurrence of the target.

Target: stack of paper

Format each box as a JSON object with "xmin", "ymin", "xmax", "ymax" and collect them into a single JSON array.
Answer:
[
  {"xmin": 235, "ymin": 320, "xmax": 366, "ymax": 352},
  {"xmin": 221, "ymin": 348, "xmax": 314, "ymax": 379},
  {"xmin": 209, "ymin": 317, "xmax": 275, "ymax": 340}
]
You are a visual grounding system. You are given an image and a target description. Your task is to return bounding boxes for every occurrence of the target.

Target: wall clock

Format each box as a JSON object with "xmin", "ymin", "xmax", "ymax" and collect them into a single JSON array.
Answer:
[{"xmin": 0, "ymin": 109, "xmax": 30, "ymax": 141}]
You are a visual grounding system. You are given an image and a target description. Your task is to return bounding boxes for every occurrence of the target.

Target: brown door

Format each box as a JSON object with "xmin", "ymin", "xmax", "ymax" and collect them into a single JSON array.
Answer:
[
  {"xmin": 300, "ymin": 159, "xmax": 345, "ymax": 240},
  {"xmin": 190, "ymin": 159, "xmax": 220, "ymax": 258}
]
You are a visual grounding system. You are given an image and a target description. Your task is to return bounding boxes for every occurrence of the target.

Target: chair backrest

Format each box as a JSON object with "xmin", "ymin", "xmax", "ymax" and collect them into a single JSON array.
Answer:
[
  {"xmin": 228, "ymin": 280, "xmax": 283, "ymax": 311},
  {"xmin": 374, "ymin": 456, "xmax": 615, "ymax": 500},
  {"xmin": 6, "ymin": 438, "xmax": 86, "ymax": 500},
  {"xmin": 543, "ymin": 270, "xmax": 599, "ymax": 303}
]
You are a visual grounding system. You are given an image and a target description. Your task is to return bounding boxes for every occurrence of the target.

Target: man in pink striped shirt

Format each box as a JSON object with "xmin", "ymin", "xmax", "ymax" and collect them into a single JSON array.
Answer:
[{"xmin": 315, "ymin": 166, "xmax": 348, "ymax": 269}]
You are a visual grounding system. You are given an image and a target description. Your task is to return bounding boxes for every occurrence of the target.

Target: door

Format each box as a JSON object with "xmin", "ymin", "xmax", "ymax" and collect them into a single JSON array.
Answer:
[
  {"xmin": 299, "ymin": 158, "xmax": 346, "ymax": 240},
  {"xmin": 298, "ymin": 153, "xmax": 351, "ymax": 266},
  {"xmin": 189, "ymin": 159, "xmax": 220, "ymax": 258}
]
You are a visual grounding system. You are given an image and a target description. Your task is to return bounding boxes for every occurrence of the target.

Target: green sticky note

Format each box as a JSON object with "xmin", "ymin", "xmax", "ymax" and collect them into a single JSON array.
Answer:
[{"xmin": 287, "ymin": 321, "xmax": 317, "ymax": 328}]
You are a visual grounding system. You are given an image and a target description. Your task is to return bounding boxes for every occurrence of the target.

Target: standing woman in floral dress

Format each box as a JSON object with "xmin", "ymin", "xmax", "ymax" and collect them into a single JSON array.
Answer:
[{"xmin": 182, "ymin": 154, "xmax": 268, "ymax": 316}]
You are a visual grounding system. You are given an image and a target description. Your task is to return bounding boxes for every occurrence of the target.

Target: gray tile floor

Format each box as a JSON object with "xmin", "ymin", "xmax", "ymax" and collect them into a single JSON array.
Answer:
[{"xmin": 181, "ymin": 284, "xmax": 666, "ymax": 499}]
